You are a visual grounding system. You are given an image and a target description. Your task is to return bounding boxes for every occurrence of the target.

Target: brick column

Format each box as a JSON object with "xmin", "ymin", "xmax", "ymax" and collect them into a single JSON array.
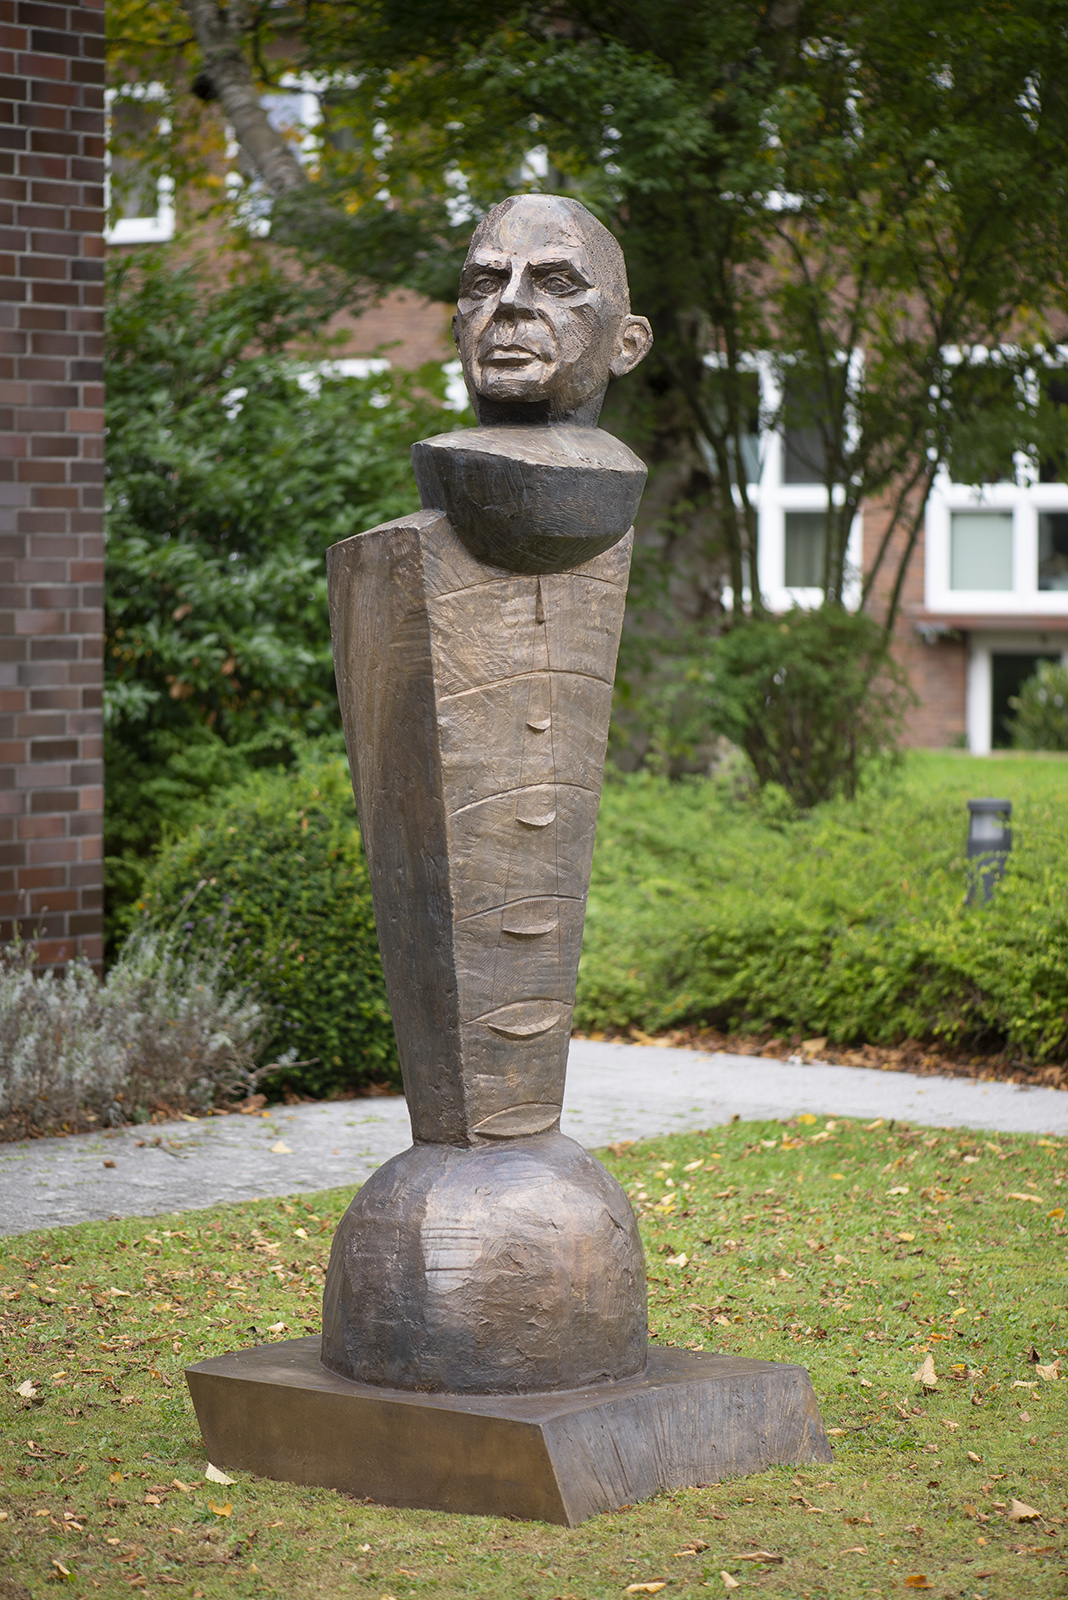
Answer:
[{"xmin": 0, "ymin": 0, "xmax": 105, "ymax": 966}]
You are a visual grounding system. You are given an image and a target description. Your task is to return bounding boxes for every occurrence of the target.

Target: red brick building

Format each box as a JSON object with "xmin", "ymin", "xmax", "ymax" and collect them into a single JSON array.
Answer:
[{"xmin": 0, "ymin": 0, "xmax": 105, "ymax": 965}]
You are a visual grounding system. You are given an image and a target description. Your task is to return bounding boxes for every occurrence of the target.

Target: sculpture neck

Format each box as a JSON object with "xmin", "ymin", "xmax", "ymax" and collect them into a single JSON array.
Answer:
[{"xmin": 472, "ymin": 389, "xmax": 606, "ymax": 429}]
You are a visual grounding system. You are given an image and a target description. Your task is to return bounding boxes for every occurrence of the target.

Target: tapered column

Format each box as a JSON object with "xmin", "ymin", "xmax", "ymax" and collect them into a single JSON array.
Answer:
[{"xmin": 328, "ymin": 510, "xmax": 631, "ymax": 1145}]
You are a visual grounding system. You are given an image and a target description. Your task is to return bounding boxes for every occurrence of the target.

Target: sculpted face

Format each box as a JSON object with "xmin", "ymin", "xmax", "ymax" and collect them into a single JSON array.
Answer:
[{"xmin": 453, "ymin": 195, "xmax": 652, "ymax": 425}]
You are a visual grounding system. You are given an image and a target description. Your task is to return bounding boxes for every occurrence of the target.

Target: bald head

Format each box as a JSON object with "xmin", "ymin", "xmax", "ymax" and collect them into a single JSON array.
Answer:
[{"xmin": 453, "ymin": 194, "xmax": 652, "ymax": 426}]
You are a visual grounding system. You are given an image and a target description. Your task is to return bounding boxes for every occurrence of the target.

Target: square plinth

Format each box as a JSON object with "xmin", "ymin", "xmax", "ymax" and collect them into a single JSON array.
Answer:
[{"xmin": 186, "ymin": 1338, "xmax": 832, "ymax": 1526}]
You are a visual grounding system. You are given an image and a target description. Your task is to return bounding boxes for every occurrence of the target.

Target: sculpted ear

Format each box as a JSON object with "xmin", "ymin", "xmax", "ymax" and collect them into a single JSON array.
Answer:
[{"xmin": 609, "ymin": 315, "xmax": 653, "ymax": 378}]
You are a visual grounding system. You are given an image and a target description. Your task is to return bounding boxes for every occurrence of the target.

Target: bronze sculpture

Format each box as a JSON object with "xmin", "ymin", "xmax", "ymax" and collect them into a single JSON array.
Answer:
[{"xmin": 186, "ymin": 197, "xmax": 831, "ymax": 1519}]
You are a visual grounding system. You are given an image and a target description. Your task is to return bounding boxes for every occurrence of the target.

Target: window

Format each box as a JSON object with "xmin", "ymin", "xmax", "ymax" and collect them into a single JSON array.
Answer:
[
  {"xmin": 949, "ymin": 511, "xmax": 1014, "ymax": 590},
  {"xmin": 784, "ymin": 512, "xmax": 826, "ymax": 587},
  {"xmin": 1039, "ymin": 511, "xmax": 1068, "ymax": 591},
  {"xmin": 1038, "ymin": 370, "xmax": 1068, "ymax": 484},
  {"xmin": 946, "ymin": 364, "xmax": 1019, "ymax": 485},
  {"xmin": 782, "ymin": 379, "xmax": 829, "ymax": 485},
  {"xmin": 106, "ymin": 90, "xmax": 174, "ymax": 245}
]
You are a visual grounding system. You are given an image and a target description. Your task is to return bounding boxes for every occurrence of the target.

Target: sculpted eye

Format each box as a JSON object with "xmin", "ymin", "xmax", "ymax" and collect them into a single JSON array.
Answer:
[
  {"xmin": 541, "ymin": 273, "xmax": 580, "ymax": 295},
  {"xmin": 466, "ymin": 273, "xmax": 502, "ymax": 298}
]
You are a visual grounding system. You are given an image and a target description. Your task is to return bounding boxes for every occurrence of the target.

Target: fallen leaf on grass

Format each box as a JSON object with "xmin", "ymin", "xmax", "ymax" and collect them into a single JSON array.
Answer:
[
  {"xmin": 625, "ymin": 1585, "xmax": 667, "ymax": 1595},
  {"xmin": 734, "ymin": 1551, "xmax": 783, "ymax": 1563},
  {"xmin": 903, "ymin": 1578, "xmax": 931, "ymax": 1590},
  {"xmin": 15, "ymin": 1378, "xmax": 38, "ymax": 1397},
  {"xmin": 270, "ymin": 1141, "xmax": 292, "ymax": 1155},
  {"xmin": 912, "ymin": 1354, "xmax": 938, "ymax": 1389},
  {"xmin": 665, "ymin": 1253, "xmax": 688, "ymax": 1267},
  {"xmin": 826, "ymin": 1427, "xmax": 846, "ymax": 1436},
  {"xmin": 209, "ymin": 1500, "xmax": 232, "ymax": 1517},
  {"xmin": 1005, "ymin": 1192, "xmax": 1042, "ymax": 1204},
  {"xmin": 204, "ymin": 1464, "xmax": 235, "ymax": 1485},
  {"xmin": 51, "ymin": 1560, "xmax": 73, "ymax": 1579},
  {"xmin": 1035, "ymin": 1360, "xmax": 1061, "ymax": 1381},
  {"xmin": 840, "ymin": 1546, "xmax": 866, "ymax": 1555},
  {"xmin": 720, "ymin": 1575, "xmax": 740, "ymax": 1591},
  {"xmin": 940, "ymin": 1419, "xmax": 959, "ymax": 1431},
  {"xmin": 1009, "ymin": 1499, "xmax": 1041, "ymax": 1522},
  {"xmin": 171, "ymin": 1479, "xmax": 192, "ymax": 1493},
  {"xmin": 966, "ymin": 1451, "xmax": 981, "ymax": 1463},
  {"xmin": 1049, "ymin": 1207, "xmax": 1065, "ymax": 1220},
  {"xmin": 1012, "ymin": 1380, "xmax": 1037, "ymax": 1389},
  {"xmin": 888, "ymin": 1185, "xmax": 910, "ymax": 1196}
]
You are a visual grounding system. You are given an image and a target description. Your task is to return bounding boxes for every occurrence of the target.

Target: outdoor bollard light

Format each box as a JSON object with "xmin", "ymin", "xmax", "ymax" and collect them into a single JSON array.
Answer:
[{"xmin": 966, "ymin": 798, "xmax": 1012, "ymax": 904}]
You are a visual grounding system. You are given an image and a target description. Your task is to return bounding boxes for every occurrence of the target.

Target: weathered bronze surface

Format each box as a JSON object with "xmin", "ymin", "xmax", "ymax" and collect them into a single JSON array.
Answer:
[
  {"xmin": 186, "ymin": 192, "xmax": 833, "ymax": 1509},
  {"xmin": 187, "ymin": 1337, "xmax": 834, "ymax": 1527},
  {"xmin": 320, "ymin": 194, "xmax": 656, "ymax": 1393},
  {"xmin": 321, "ymin": 1134, "xmax": 646, "ymax": 1393}
]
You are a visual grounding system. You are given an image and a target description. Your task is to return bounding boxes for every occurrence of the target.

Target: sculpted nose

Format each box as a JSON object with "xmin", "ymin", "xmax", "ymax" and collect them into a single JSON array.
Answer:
[{"xmin": 497, "ymin": 264, "xmax": 535, "ymax": 315}]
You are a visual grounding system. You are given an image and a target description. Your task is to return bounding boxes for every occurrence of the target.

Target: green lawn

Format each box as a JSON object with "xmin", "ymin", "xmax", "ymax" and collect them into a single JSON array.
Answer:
[{"xmin": 2, "ymin": 1116, "xmax": 1065, "ymax": 1598}]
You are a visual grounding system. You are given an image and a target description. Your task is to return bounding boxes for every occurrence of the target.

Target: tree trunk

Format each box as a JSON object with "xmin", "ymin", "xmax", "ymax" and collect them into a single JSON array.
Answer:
[{"xmin": 178, "ymin": 0, "xmax": 307, "ymax": 197}]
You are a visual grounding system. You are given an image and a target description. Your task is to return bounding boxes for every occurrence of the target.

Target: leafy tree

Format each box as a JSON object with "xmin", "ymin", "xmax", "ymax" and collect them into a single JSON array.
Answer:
[
  {"xmin": 105, "ymin": 246, "xmax": 465, "ymax": 943},
  {"xmin": 700, "ymin": 605, "xmax": 912, "ymax": 808},
  {"xmin": 106, "ymin": 2, "xmax": 1068, "ymax": 805},
  {"xmin": 117, "ymin": 0, "xmax": 1068, "ymax": 631}
]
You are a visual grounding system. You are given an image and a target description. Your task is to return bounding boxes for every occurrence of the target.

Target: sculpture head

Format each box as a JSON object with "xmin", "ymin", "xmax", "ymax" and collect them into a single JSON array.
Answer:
[{"xmin": 453, "ymin": 194, "xmax": 653, "ymax": 427}]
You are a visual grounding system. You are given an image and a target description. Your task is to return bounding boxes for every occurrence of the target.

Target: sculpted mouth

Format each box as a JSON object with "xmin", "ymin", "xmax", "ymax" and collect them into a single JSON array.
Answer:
[{"xmin": 482, "ymin": 344, "xmax": 544, "ymax": 366}]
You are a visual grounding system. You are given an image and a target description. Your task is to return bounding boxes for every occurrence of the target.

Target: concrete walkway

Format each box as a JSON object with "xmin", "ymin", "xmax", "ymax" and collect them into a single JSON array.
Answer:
[{"xmin": 1, "ymin": 1040, "xmax": 1064, "ymax": 1237}]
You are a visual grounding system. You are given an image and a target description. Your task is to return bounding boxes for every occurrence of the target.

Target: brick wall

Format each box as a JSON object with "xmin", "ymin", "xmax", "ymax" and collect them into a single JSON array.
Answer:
[
  {"xmin": 0, "ymin": 0, "xmax": 105, "ymax": 965},
  {"xmin": 862, "ymin": 488, "xmax": 967, "ymax": 749}
]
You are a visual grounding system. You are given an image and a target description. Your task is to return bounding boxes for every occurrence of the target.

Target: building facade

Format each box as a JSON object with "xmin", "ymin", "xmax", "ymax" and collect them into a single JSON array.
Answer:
[{"xmin": 0, "ymin": 0, "xmax": 106, "ymax": 965}]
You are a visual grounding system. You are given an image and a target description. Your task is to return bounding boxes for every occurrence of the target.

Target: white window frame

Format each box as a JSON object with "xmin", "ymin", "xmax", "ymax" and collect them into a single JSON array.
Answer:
[
  {"xmin": 713, "ymin": 353, "xmax": 863, "ymax": 612},
  {"xmin": 924, "ymin": 346, "xmax": 1068, "ymax": 617},
  {"xmin": 105, "ymin": 85, "xmax": 175, "ymax": 245}
]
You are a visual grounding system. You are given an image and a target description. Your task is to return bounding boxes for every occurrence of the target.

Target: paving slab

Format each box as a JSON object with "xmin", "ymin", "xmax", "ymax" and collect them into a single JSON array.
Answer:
[{"xmin": 0, "ymin": 1041, "xmax": 1064, "ymax": 1238}]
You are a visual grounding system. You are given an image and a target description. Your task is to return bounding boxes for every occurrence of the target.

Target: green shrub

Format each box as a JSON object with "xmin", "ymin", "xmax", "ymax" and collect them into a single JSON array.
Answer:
[
  {"xmin": 0, "ymin": 928, "xmax": 266, "ymax": 1135},
  {"xmin": 701, "ymin": 606, "xmax": 913, "ymax": 807},
  {"xmin": 577, "ymin": 754, "xmax": 1068, "ymax": 1065},
  {"xmin": 105, "ymin": 246, "xmax": 469, "ymax": 949},
  {"xmin": 137, "ymin": 760, "xmax": 396, "ymax": 1098},
  {"xmin": 1009, "ymin": 659, "xmax": 1068, "ymax": 751}
]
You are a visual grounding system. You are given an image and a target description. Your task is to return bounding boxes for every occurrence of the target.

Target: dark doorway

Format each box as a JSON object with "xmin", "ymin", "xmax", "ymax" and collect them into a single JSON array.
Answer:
[{"xmin": 991, "ymin": 653, "xmax": 1060, "ymax": 748}]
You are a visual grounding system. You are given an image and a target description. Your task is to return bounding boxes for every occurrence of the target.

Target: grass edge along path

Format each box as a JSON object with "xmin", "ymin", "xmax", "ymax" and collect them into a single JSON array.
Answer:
[{"xmin": 1, "ymin": 1117, "xmax": 1065, "ymax": 1599}]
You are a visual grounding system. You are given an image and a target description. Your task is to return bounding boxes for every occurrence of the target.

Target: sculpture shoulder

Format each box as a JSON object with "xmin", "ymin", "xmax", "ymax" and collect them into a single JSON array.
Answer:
[{"xmin": 327, "ymin": 507, "xmax": 447, "ymax": 566}]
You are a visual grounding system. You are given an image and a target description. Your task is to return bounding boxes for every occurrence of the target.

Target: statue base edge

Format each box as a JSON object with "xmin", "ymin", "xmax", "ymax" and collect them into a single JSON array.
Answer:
[{"xmin": 185, "ymin": 1338, "xmax": 832, "ymax": 1527}]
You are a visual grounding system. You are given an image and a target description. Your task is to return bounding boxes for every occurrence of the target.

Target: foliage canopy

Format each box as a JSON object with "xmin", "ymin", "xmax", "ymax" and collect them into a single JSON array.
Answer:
[{"xmin": 105, "ymin": 247, "xmax": 463, "ymax": 941}]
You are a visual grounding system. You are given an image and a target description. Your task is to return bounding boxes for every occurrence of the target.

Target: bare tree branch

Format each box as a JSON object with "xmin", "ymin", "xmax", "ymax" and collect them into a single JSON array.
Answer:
[{"xmin": 179, "ymin": 0, "xmax": 307, "ymax": 197}]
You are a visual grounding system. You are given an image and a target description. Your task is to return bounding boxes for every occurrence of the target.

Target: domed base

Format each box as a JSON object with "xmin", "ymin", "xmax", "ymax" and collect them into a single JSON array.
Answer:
[{"xmin": 321, "ymin": 1133, "xmax": 647, "ymax": 1394}]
